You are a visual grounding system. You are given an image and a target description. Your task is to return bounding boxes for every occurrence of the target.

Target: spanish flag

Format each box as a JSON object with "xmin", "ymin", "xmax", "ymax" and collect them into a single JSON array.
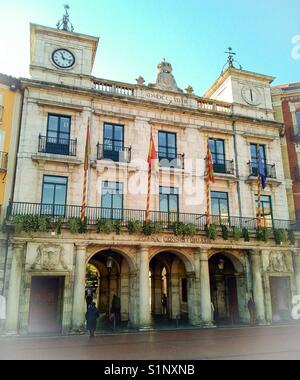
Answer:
[
  {"xmin": 146, "ymin": 130, "xmax": 158, "ymax": 223},
  {"xmin": 147, "ymin": 131, "xmax": 158, "ymax": 172}
]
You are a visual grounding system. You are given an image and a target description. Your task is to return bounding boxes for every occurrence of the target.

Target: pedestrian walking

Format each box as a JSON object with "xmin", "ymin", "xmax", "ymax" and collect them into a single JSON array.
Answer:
[
  {"xmin": 248, "ymin": 296, "xmax": 256, "ymax": 325},
  {"xmin": 85, "ymin": 302, "xmax": 99, "ymax": 337},
  {"xmin": 111, "ymin": 295, "xmax": 121, "ymax": 326},
  {"xmin": 162, "ymin": 294, "xmax": 168, "ymax": 316}
]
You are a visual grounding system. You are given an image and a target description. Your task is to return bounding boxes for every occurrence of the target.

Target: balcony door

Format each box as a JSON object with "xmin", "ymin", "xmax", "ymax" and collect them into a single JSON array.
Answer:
[
  {"xmin": 209, "ymin": 139, "xmax": 226, "ymax": 174},
  {"xmin": 46, "ymin": 115, "xmax": 71, "ymax": 155},
  {"xmin": 159, "ymin": 187, "xmax": 179, "ymax": 225},
  {"xmin": 101, "ymin": 181, "xmax": 123, "ymax": 220},
  {"xmin": 41, "ymin": 176, "xmax": 68, "ymax": 217},
  {"xmin": 250, "ymin": 144, "xmax": 266, "ymax": 176},
  {"xmin": 211, "ymin": 191, "xmax": 230, "ymax": 225},
  {"xmin": 255, "ymin": 194, "xmax": 273, "ymax": 227},
  {"xmin": 103, "ymin": 123, "xmax": 124, "ymax": 162}
]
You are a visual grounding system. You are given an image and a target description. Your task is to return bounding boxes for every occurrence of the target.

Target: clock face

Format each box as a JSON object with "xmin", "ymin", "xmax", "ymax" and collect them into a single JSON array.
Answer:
[
  {"xmin": 241, "ymin": 86, "xmax": 262, "ymax": 106},
  {"xmin": 52, "ymin": 49, "xmax": 75, "ymax": 69}
]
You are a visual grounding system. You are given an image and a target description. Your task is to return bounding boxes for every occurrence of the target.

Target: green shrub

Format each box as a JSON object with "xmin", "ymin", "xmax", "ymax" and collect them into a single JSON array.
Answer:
[
  {"xmin": 273, "ymin": 229, "xmax": 288, "ymax": 245},
  {"xmin": 205, "ymin": 224, "xmax": 218, "ymax": 241},
  {"xmin": 221, "ymin": 225, "xmax": 229, "ymax": 241},
  {"xmin": 183, "ymin": 223, "xmax": 197, "ymax": 236},
  {"xmin": 152, "ymin": 221, "xmax": 163, "ymax": 234},
  {"xmin": 96, "ymin": 219, "xmax": 114, "ymax": 234},
  {"xmin": 288, "ymin": 230, "xmax": 296, "ymax": 245},
  {"xmin": 256, "ymin": 227, "xmax": 270, "ymax": 242},
  {"xmin": 12, "ymin": 215, "xmax": 24, "ymax": 233},
  {"xmin": 232, "ymin": 226, "xmax": 242, "ymax": 241},
  {"xmin": 127, "ymin": 220, "xmax": 142, "ymax": 234},
  {"xmin": 114, "ymin": 220, "xmax": 122, "ymax": 235},
  {"xmin": 54, "ymin": 218, "xmax": 63, "ymax": 235},
  {"xmin": 38, "ymin": 217, "xmax": 49, "ymax": 232},
  {"xmin": 173, "ymin": 222, "xmax": 185, "ymax": 236},
  {"xmin": 143, "ymin": 223, "xmax": 154, "ymax": 236},
  {"xmin": 69, "ymin": 218, "xmax": 80, "ymax": 234},
  {"xmin": 242, "ymin": 227, "xmax": 250, "ymax": 242}
]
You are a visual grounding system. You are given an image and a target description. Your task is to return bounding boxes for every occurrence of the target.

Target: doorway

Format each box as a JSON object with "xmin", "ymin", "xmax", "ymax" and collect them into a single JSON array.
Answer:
[
  {"xmin": 28, "ymin": 276, "xmax": 64, "ymax": 334},
  {"xmin": 270, "ymin": 277, "xmax": 291, "ymax": 322}
]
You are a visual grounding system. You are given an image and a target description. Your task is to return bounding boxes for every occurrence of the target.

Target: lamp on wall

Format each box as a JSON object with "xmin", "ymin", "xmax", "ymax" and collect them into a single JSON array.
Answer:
[{"xmin": 218, "ymin": 258, "xmax": 225, "ymax": 272}]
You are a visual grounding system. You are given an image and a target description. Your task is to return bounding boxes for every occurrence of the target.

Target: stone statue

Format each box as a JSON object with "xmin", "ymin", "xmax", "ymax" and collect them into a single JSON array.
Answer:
[
  {"xmin": 150, "ymin": 59, "xmax": 182, "ymax": 92},
  {"xmin": 31, "ymin": 244, "xmax": 68, "ymax": 271},
  {"xmin": 268, "ymin": 251, "xmax": 288, "ymax": 272}
]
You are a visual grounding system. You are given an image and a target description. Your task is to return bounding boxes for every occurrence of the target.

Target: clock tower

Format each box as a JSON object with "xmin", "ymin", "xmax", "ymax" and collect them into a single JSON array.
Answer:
[
  {"xmin": 30, "ymin": 9, "xmax": 99, "ymax": 89},
  {"xmin": 204, "ymin": 49, "xmax": 275, "ymax": 121}
]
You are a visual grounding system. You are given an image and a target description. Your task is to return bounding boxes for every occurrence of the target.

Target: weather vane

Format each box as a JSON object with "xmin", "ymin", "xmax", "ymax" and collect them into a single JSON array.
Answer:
[
  {"xmin": 56, "ymin": 4, "xmax": 74, "ymax": 32},
  {"xmin": 222, "ymin": 47, "xmax": 243, "ymax": 73}
]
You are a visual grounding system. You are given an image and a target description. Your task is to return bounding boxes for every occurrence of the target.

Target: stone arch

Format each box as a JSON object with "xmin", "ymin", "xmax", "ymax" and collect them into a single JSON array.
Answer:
[
  {"xmin": 87, "ymin": 246, "xmax": 136, "ymax": 272},
  {"xmin": 150, "ymin": 247, "xmax": 194, "ymax": 273},
  {"xmin": 208, "ymin": 250, "xmax": 245, "ymax": 274}
]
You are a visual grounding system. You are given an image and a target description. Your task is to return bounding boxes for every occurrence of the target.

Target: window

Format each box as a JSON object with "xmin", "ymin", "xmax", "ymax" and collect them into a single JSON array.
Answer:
[
  {"xmin": 41, "ymin": 176, "xmax": 68, "ymax": 216},
  {"xmin": 209, "ymin": 139, "xmax": 226, "ymax": 173},
  {"xmin": 101, "ymin": 181, "xmax": 123, "ymax": 219},
  {"xmin": 46, "ymin": 114, "xmax": 71, "ymax": 155},
  {"xmin": 296, "ymin": 111, "xmax": 300, "ymax": 134},
  {"xmin": 158, "ymin": 131, "xmax": 177, "ymax": 167},
  {"xmin": 250, "ymin": 144, "xmax": 266, "ymax": 176},
  {"xmin": 211, "ymin": 192, "xmax": 229, "ymax": 223},
  {"xmin": 255, "ymin": 194, "xmax": 273, "ymax": 228},
  {"xmin": 103, "ymin": 123, "xmax": 124, "ymax": 162}
]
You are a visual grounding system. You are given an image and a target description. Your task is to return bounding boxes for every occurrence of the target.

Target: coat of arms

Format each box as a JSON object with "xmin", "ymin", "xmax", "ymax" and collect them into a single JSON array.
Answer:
[{"xmin": 31, "ymin": 244, "xmax": 68, "ymax": 271}]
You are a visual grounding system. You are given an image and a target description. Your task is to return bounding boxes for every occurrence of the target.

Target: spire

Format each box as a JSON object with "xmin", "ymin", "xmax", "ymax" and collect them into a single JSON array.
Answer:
[
  {"xmin": 222, "ymin": 47, "xmax": 242, "ymax": 73},
  {"xmin": 56, "ymin": 4, "xmax": 74, "ymax": 32}
]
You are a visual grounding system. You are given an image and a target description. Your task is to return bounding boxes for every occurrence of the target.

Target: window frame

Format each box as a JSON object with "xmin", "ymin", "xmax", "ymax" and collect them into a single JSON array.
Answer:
[
  {"xmin": 158, "ymin": 131, "xmax": 177, "ymax": 162},
  {"xmin": 41, "ymin": 175, "xmax": 68, "ymax": 217}
]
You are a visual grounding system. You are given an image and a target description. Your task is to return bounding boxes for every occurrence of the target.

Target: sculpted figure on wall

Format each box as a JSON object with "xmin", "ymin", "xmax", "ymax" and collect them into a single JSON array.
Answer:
[
  {"xmin": 31, "ymin": 244, "xmax": 68, "ymax": 271},
  {"xmin": 267, "ymin": 251, "xmax": 288, "ymax": 272}
]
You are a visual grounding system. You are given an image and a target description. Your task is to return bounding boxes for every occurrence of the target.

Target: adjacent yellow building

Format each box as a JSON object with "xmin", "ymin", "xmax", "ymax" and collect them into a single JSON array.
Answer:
[{"xmin": 0, "ymin": 74, "xmax": 22, "ymax": 220}]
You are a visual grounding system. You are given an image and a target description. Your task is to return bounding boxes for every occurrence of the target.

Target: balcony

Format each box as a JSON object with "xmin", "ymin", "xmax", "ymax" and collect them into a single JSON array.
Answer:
[
  {"xmin": 248, "ymin": 162, "xmax": 277, "ymax": 179},
  {"xmin": 0, "ymin": 152, "xmax": 8, "ymax": 172},
  {"xmin": 213, "ymin": 160, "xmax": 235, "ymax": 176},
  {"xmin": 97, "ymin": 143, "xmax": 132, "ymax": 163},
  {"xmin": 290, "ymin": 128, "xmax": 300, "ymax": 143},
  {"xmin": 38, "ymin": 135, "xmax": 77, "ymax": 157},
  {"xmin": 158, "ymin": 153, "xmax": 185, "ymax": 170},
  {"xmin": 6, "ymin": 202, "xmax": 297, "ymax": 232}
]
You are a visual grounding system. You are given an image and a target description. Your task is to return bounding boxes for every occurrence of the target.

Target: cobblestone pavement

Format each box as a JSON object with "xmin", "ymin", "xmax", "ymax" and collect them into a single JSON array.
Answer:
[{"xmin": 1, "ymin": 325, "xmax": 300, "ymax": 360}]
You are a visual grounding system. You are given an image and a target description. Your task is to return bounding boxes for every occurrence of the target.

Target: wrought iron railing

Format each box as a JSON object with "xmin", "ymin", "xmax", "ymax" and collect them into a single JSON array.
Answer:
[
  {"xmin": 97, "ymin": 143, "xmax": 132, "ymax": 163},
  {"xmin": 0, "ymin": 152, "xmax": 8, "ymax": 172},
  {"xmin": 6, "ymin": 202, "xmax": 297, "ymax": 232},
  {"xmin": 38, "ymin": 135, "xmax": 77, "ymax": 157},
  {"xmin": 213, "ymin": 160, "xmax": 235, "ymax": 175},
  {"xmin": 158, "ymin": 153, "xmax": 185, "ymax": 170},
  {"xmin": 248, "ymin": 161, "xmax": 277, "ymax": 179}
]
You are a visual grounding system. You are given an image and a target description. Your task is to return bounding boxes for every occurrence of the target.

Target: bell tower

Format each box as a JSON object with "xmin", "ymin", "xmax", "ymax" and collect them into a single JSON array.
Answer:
[{"xmin": 30, "ymin": 6, "xmax": 99, "ymax": 88}]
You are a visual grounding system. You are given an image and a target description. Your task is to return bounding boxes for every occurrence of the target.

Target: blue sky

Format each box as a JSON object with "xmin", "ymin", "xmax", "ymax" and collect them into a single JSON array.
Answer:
[{"xmin": 1, "ymin": 0, "xmax": 300, "ymax": 94}]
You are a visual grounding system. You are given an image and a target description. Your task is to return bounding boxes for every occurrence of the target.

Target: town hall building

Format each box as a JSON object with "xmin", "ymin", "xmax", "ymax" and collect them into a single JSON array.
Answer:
[{"xmin": 1, "ymin": 13, "xmax": 299, "ymax": 335}]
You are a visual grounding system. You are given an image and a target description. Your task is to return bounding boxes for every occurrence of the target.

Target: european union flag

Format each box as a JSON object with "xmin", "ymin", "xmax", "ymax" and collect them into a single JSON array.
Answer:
[{"xmin": 258, "ymin": 153, "xmax": 267, "ymax": 189}]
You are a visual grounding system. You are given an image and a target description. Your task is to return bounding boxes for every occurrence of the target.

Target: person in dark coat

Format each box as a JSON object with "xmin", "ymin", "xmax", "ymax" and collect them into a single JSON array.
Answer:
[
  {"xmin": 111, "ymin": 295, "xmax": 121, "ymax": 325},
  {"xmin": 248, "ymin": 296, "xmax": 256, "ymax": 325},
  {"xmin": 85, "ymin": 302, "xmax": 99, "ymax": 337},
  {"xmin": 85, "ymin": 293, "xmax": 93, "ymax": 311}
]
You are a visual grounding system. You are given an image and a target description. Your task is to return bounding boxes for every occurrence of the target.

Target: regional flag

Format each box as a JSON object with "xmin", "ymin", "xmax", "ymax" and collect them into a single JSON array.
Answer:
[
  {"xmin": 258, "ymin": 151, "xmax": 267, "ymax": 190},
  {"xmin": 206, "ymin": 141, "xmax": 215, "ymax": 183},
  {"xmin": 84, "ymin": 118, "xmax": 91, "ymax": 171},
  {"xmin": 147, "ymin": 131, "xmax": 158, "ymax": 172}
]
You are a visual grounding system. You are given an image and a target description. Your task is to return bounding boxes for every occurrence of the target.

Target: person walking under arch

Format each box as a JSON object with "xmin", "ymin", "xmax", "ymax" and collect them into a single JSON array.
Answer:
[{"xmin": 85, "ymin": 302, "xmax": 99, "ymax": 338}]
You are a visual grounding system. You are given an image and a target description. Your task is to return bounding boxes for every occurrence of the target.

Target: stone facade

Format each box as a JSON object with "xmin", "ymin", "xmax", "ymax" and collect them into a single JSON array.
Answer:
[{"xmin": 1, "ymin": 23, "xmax": 300, "ymax": 335}]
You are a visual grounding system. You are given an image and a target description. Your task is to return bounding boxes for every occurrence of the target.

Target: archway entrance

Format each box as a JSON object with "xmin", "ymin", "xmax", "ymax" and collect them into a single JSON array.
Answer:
[
  {"xmin": 209, "ymin": 253, "xmax": 240, "ymax": 325},
  {"xmin": 86, "ymin": 250, "xmax": 131, "ymax": 328},
  {"xmin": 150, "ymin": 252, "xmax": 190, "ymax": 327}
]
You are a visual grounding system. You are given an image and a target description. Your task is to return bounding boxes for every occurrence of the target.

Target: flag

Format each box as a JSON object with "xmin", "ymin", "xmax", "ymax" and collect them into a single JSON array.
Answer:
[
  {"xmin": 258, "ymin": 151, "xmax": 267, "ymax": 190},
  {"xmin": 206, "ymin": 141, "xmax": 215, "ymax": 183},
  {"xmin": 206, "ymin": 141, "xmax": 215, "ymax": 226},
  {"xmin": 147, "ymin": 131, "xmax": 158, "ymax": 172},
  {"xmin": 146, "ymin": 130, "xmax": 158, "ymax": 224},
  {"xmin": 81, "ymin": 118, "xmax": 90, "ymax": 223}
]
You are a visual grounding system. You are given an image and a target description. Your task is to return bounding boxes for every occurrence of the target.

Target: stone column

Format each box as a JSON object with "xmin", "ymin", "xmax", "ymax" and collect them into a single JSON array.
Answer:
[
  {"xmin": 72, "ymin": 244, "xmax": 87, "ymax": 331},
  {"xmin": 5, "ymin": 242, "xmax": 24, "ymax": 334},
  {"xmin": 199, "ymin": 250, "xmax": 213, "ymax": 327},
  {"xmin": 293, "ymin": 251, "xmax": 300, "ymax": 295},
  {"xmin": 250, "ymin": 250, "xmax": 266, "ymax": 325},
  {"xmin": 139, "ymin": 246, "xmax": 151, "ymax": 329}
]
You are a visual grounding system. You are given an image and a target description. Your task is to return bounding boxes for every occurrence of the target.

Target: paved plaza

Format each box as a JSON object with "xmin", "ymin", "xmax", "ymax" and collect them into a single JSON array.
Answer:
[{"xmin": 1, "ymin": 325, "xmax": 300, "ymax": 360}]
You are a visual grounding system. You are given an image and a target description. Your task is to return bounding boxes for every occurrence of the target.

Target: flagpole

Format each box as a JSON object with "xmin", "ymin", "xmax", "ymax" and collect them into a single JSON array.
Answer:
[
  {"xmin": 81, "ymin": 117, "xmax": 90, "ymax": 224},
  {"xmin": 146, "ymin": 128, "xmax": 152, "ymax": 225},
  {"xmin": 257, "ymin": 144, "xmax": 262, "ymax": 228},
  {"xmin": 206, "ymin": 175, "xmax": 211, "ymax": 227}
]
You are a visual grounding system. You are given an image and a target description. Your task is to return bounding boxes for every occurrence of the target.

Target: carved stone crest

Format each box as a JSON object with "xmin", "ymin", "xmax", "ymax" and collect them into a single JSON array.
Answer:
[
  {"xmin": 31, "ymin": 244, "xmax": 68, "ymax": 271},
  {"xmin": 149, "ymin": 59, "xmax": 182, "ymax": 92},
  {"xmin": 267, "ymin": 251, "xmax": 288, "ymax": 272}
]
